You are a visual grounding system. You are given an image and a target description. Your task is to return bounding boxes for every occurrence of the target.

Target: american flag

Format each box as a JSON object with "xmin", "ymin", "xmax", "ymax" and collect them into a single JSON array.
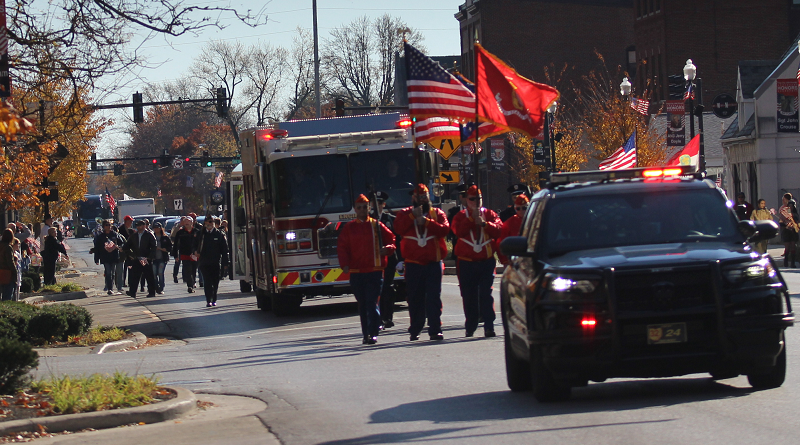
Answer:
[
  {"xmin": 414, "ymin": 117, "xmax": 460, "ymax": 143},
  {"xmin": 715, "ymin": 176, "xmax": 722, "ymax": 188},
  {"xmin": 630, "ymin": 97, "xmax": 649, "ymax": 115},
  {"xmin": 157, "ymin": 188, "xmax": 162, "ymax": 197},
  {"xmin": 684, "ymin": 82, "xmax": 695, "ymax": 101},
  {"xmin": 405, "ymin": 42, "xmax": 476, "ymax": 121},
  {"xmin": 104, "ymin": 187, "xmax": 116, "ymax": 215},
  {"xmin": 214, "ymin": 171, "xmax": 224, "ymax": 188},
  {"xmin": 599, "ymin": 132, "xmax": 637, "ymax": 170}
]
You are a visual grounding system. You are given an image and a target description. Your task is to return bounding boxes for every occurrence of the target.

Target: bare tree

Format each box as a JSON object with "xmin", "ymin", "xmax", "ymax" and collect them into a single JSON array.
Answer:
[
  {"xmin": 374, "ymin": 15, "xmax": 423, "ymax": 106},
  {"xmin": 244, "ymin": 44, "xmax": 288, "ymax": 126},
  {"xmin": 285, "ymin": 28, "xmax": 319, "ymax": 121},
  {"xmin": 322, "ymin": 16, "xmax": 374, "ymax": 106}
]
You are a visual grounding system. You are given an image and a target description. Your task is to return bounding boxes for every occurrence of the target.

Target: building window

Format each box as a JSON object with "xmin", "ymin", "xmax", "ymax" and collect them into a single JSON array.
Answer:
[{"xmin": 748, "ymin": 162, "xmax": 758, "ymax": 203}]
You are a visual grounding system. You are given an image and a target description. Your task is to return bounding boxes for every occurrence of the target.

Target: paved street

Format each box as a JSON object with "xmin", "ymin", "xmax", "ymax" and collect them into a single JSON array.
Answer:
[{"xmin": 28, "ymin": 237, "xmax": 800, "ymax": 444}]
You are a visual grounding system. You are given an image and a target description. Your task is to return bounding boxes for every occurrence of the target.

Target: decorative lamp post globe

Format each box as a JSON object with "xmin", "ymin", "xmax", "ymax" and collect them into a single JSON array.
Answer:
[
  {"xmin": 547, "ymin": 101, "xmax": 558, "ymax": 114},
  {"xmin": 683, "ymin": 59, "xmax": 697, "ymax": 82},
  {"xmin": 620, "ymin": 77, "xmax": 632, "ymax": 97}
]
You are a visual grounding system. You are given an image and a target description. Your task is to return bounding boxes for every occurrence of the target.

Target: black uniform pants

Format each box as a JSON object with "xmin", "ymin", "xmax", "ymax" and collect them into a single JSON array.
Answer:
[
  {"xmin": 129, "ymin": 260, "xmax": 156, "ymax": 296},
  {"xmin": 199, "ymin": 264, "xmax": 221, "ymax": 303}
]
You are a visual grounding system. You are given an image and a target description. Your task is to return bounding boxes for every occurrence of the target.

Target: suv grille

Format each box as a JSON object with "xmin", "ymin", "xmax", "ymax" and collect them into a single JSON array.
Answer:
[{"xmin": 614, "ymin": 267, "xmax": 715, "ymax": 313}]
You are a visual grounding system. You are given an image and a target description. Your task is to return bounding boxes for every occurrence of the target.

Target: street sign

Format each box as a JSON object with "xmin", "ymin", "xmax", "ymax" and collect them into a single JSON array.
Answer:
[
  {"xmin": 436, "ymin": 139, "xmax": 459, "ymax": 161},
  {"xmin": 173, "ymin": 198, "xmax": 183, "ymax": 211},
  {"xmin": 203, "ymin": 166, "xmax": 215, "ymax": 174},
  {"xmin": 712, "ymin": 94, "xmax": 737, "ymax": 119},
  {"xmin": 172, "ymin": 158, "xmax": 184, "ymax": 169},
  {"xmin": 438, "ymin": 170, "xmax": 460, "ymax": 184}
]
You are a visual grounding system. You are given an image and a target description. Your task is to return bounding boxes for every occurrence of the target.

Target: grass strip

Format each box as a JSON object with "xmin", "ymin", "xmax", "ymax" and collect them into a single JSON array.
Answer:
[{"xmin": 30, "ymin": 372, "xmax": 160, "ymax": 414}]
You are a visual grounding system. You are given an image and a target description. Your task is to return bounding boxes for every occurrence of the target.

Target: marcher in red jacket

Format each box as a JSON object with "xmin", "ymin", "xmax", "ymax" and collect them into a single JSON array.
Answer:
[
  {"xmin": 338, "ymin": 194, "xmax": 396, "ymax": 345},
  {"xmin": 394, "ymin": 184, "xmax": 450, "ymax": 341},
  {"xmin": 497, "ymin": 194, "xmax": 529, "ymax": 265},
  {"xmin": 451, "ymin": 185, "xmax": 502, "ymax": 337}
]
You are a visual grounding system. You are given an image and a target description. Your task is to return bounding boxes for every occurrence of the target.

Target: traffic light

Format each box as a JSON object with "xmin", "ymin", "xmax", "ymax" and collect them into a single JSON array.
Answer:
[
  {"xmin": 216, "ymin": 87, "xmax": 228, "ymax": 118},
  {"xmin": 334, "ymin": 98, "xmax": 345, "ymax": 117},
  {"xmin": 133, "ymin": 92, "xmax": 144, "ymax": 123},
  {"xmin": 203, "ymin": 150, "xmax": 211, "ymax": 167},
  {"xmin": 152, "ymin": 158, "xmax": 159, "ymax": 170},
  {"xmin": 113, "ymin": 164, "xmax": 123, "ymax": 176},
  {"xmin": 160, "ymin": 148, "xmax": 170, "ymax": 166},
  {"xmin": 668, "ymin": 75, "xmax": 685, "ymax": 100},
  {"xmin": 90, "ymin": 153, "xmax": 97, "ymax": 171}
]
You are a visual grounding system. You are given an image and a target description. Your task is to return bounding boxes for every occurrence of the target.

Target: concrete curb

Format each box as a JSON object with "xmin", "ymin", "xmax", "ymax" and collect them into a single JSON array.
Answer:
[
  {"xmin": 95, "ymin": 332, "xmax": 148, "ymax": 354},
  {"xmin": 22, "ymin": 290, "xmax": 99, "ymax": 304},
  {"xmin": 0, "ymin": 386, "xmax": 196, "ymax": 437}
]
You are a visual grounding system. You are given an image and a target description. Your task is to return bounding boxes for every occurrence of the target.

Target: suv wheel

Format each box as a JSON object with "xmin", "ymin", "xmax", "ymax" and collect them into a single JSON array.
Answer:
[
  {"xmin": 504, "ymin": 330, "xmax": 531, "ymax": 392},
  {"xmin": 530, "ymin": 345, "xmax": 571, "ymax": 402},
  {"xmin": 747, "ymin": 339, "xmax": 787, "ymax": 389}
]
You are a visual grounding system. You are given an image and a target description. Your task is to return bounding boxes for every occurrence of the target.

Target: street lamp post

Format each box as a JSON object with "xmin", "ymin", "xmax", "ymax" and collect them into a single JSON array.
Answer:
[
  {"xmin": 619, "ymin": 77, "xmax": 638, "ymax": 165},
  {"xmin": 683, "ymin": 59, "xmax": 705, "ymax": 175},
  {"xmin": 545, "ymin": 101, "xmax": 558, "ymax": 171}
]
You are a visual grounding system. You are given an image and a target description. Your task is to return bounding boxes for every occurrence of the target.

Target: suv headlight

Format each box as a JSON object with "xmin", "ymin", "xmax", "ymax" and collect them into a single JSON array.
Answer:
[
  {"xmin": 542, "ymin": 274, "xmax": 602, "ymax": 302},
  {"xmin": 722, "ymin": 259, "xmax": 778, "ymax": 285}
]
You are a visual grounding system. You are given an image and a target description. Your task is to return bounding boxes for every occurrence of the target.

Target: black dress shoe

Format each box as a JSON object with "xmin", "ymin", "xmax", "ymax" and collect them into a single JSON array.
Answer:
[
  {"xmin": 146, "ymin": 294, "xmax": 155, "ymax": 298},
  {"xmin": 188, "ymin": 288, "xmax": 194, "ymax": 293},
  {"xmin": 173, "ymin": 276, "xmax": 179, "ymax": 283},
  {"xmin": 383, "ymin": 320, "xmax": 395, "ymax": 329},
  {"xmin": 465, "ymin": 330, "xmax": 475, "ymax": 338},
  {"xmin": 429, "ymin": 332, "xmax": 444, "ymax": 341},
  {"xmin": 362, "ymin": 335, "xmax": 369, "ymax": 345},
  {"xmin": 484, "ymin": 331, "xmax": 497, "ymax": 338},
  {"xmin": 410, "ymin": 334, "xmax": 420, "ymax": 341},
  {"xmin": 366, "ymin": 336, "xmax": 378, "ymax": 345}
]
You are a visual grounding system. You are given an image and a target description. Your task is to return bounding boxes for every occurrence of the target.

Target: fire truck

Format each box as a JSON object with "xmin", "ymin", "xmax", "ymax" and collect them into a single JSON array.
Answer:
[{"xmin": 229, "ymin": 113, "xmax": 432, "ymax": 315}]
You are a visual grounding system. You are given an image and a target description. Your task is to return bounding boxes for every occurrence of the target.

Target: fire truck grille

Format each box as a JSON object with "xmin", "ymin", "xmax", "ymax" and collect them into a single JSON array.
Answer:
[{"xmin": 317, "ymin": 224, "xmax": 341, "ymax": 259}]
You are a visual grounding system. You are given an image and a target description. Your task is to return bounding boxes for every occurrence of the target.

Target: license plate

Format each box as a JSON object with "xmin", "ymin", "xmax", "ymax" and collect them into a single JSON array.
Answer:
[{"xmin": 647, "ymin": 322, "xmax": 687, "ymax": 345}]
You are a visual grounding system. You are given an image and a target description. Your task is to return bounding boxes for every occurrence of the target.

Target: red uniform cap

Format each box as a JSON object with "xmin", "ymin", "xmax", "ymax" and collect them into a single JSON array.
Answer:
[
  {"xmin": 123, "ymin": 215, "xmax": 133, "ymax": 222},
  {"xmin": 355, "ymin": 194, "xmax": 370, "ymax": 204},
  {"xmin": 514, "ymin": 194, "xmax": 530, "ymax": 206},
  {"xmin": 413, "ymin": 184, "xmax": 429, "ymax": 195},
  {"xmin": 467, "ymin": 185, "xmax": 481, "ymax": 197}
]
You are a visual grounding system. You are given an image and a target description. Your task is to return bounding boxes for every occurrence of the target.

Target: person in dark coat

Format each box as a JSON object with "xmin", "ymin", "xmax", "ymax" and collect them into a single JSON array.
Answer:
[
  {"xmin": 195, "ymin": 216, "xmax": 229, "ymax": 307},
  {"xmin": 498, "ymin": 183, "xmax": 531, "ymax": 222},
  {"xmin": 122, "ymin": 220, "xmax": 157, "ymax": 298},
  {"xmin": 173, "ymin": 217, "xmax": 201, "ymax": 293},
  {"xmin": 42, "ymin": 227, "xmax": 67, "ymax": 286},
  {"xmin": 93, "ymin": 220, "xmax": 124, "ymax": 295},
  {"xmin": 116, "ymin": 215, "xmax": 135, "ymax": 291},
  {"xmin": 370, "ymin": 191, "xmax": 400, "ymax": 329},
  {"xmin": 151, "ymin": 222, "xmax": 173, "ymax": 294}
]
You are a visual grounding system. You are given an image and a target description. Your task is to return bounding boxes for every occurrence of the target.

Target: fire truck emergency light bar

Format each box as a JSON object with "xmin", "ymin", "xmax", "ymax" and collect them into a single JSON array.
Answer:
[
  {"xmin": 284, "ymin": 129, "xmax": 409, "ymax": 151},
  {"xmin": 545, "ymin": 165, "xmax": 699, "ymax": 188}
]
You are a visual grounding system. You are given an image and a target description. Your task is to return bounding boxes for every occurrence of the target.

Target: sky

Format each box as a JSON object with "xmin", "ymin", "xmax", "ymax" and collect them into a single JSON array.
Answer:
[{"xmin": 96, "ymin": 0, "xmax": 464, "ymax": 153}]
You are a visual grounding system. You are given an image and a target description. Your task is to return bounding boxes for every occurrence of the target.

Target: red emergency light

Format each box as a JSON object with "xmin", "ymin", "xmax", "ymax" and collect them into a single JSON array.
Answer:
[
  {"xmin": 259, "ymin": 129, "xmax": 289, "ymax": 141},
  {"xmin": 396, "ymin": 118, "xmax": 413, "ymax": 129},
  {"xmin": 581, "ymin": 318, "xmax": 597, "ymax": 328}
]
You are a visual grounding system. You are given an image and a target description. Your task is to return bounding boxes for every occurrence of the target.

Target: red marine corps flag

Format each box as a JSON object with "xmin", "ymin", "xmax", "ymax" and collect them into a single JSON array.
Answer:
[{"xmin": 474, "ymin": 44, "xmax": 559, "ymax": 139}]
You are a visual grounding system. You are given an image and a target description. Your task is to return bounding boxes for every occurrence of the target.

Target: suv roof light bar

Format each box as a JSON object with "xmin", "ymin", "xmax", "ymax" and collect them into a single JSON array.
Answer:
[{"xmin": 545, "ymin": 165, "xmax": 698, "ymax": 188}]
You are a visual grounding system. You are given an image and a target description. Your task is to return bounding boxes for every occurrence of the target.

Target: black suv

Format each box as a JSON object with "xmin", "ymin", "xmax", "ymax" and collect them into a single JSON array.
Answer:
[{"xmin": 500, "ymin": 167, "xmax": 793, "ymax": 402}]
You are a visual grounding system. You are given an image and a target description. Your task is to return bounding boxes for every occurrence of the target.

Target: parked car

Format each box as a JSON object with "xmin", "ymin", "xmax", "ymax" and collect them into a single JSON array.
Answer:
[{"xmin": 499, "ymin": 166, "xmax": 793, "ymax": 402}]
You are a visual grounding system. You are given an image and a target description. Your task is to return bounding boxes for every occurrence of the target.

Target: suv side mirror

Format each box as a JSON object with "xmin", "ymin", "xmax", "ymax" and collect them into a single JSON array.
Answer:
[
  {"xmin": 737, "ymin": 220, "xmax": 757, "ymax": 238},
  {"xmin": 500, "ymin": 236, "xmax": 532, "ymax": 257},
  {"xmin": 749, "ymin": 220, "xmax": 779, "ymax": 242}
]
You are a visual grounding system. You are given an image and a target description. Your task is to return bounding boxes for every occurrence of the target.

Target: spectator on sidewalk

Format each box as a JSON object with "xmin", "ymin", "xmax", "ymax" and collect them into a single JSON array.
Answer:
[
  {"xmin": 42, "ymin": 227, "xmax": 67, "ymax": 286},
  {"xmin": 173, "ymin": 217, "xmax": 200, "ymax": 293},
  {"xmin": 0, "ymin": 229, "xmax": 19, "ymax": 301},
  {"xmin": 152, "ymin": 222, "xmax": 172, "ymax": 294},
  {"xmin": 170, "ymin": 220, "xmax": 182, "ymax": 284},
  {"xmin": 122, "ymin": 219, "xmax": 156, "ymax": 298},
  {"xmin": 93, "ymin": 220, "xmax": 124, "ymax": 295},
  {"xmin": 39, "ymin": 214, "xmax": 53, "ymax": 243},
  {"xmin": 195, "ymin": 216, "xmax": 228, "ymax": 307},
  {"xmin": 750, "ymin": 199, "xmax": 775, "ymax": 255}
]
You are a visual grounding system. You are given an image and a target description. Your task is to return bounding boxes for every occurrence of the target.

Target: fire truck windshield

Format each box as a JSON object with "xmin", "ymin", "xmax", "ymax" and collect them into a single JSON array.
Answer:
[
  {"xmin": 350, "ymin": 149, "xmax": 415, "ymax": 210},
  {"xmin": 272, "ymin": 154, "xmax": 352, "ymax": 217}
]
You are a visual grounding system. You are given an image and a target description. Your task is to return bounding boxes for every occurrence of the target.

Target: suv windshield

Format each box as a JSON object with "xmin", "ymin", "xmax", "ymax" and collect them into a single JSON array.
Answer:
[
  {"xmin": 271, "ymin": 154, "xmax": 352, "ymax": 217},
  {"xmin": 542, "ymin": 189, "xmax": 740, "ymax": 257},
  {"xmin": 350, "ymin": 149, "xmax": 415, "ymax": 210}
]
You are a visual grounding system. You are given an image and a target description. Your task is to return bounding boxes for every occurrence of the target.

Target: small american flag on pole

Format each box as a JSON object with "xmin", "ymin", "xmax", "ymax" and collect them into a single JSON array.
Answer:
[
  {"xmin": 104, "ymin": 187, "xmax": 116, "ymax": 215},
  {"xmin": 214, "ymin": 170, "xmax": 224, "ymax": 188},
  {"xmin": 630, "ymin": 97, "xmax": 649, "ymax": 115},
  {"xmin": 414, "ymin": 117, "xmax": 460, "ymax": 143},
  {"xmin": 684, "ymin": 82, "xmax": 695, "ymax": 101},
  {"xmin": 599, "ymin": 133, "xmax": 637, "ymax": 170}
]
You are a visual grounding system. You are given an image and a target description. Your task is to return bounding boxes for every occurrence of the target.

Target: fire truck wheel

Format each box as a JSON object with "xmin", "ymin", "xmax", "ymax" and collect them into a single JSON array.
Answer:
[
  {"xmin": 256, "ymin": 288, "xmax": 273, "ymax": 311},
  {"xmin": 272, "ymin": 294, "xmax": 303, "ymax": 317},
  {"xmin": 240, "ymin": 280, "xmax": 253, "ymax": 293}
]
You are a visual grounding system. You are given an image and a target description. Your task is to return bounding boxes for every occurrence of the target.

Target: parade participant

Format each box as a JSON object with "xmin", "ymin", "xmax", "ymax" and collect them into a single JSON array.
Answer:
[
  {"xmin": 116, "ymin": 215, "xmax": 135, "ymax": 291},
  {"xmin": 152, "ymin": 222, "xmax": 172, "ymax": 294},
  {"xmin": 446, "ymin": 183, "xmax": 472, "ymax": 259},
  {"xmin": 170, "ymin": 220, "xmax": 183, "ymax": 283},
  {"xmin": 122, "ymin": 220, "xmax": 157, "ymax": 298},
  {"xmin": 497, "ymin": 194, "xmax": 529, "ymax": 265},
  {"xmin": 369, "ymin": 190, "xmax": 400, "ymax": 329},
  {"xmin": 337, "ymin": 194, "xmax": 396, "ymax": 345},
  {"xmin": 138, "ymin": 218, "xmax": 151, "ymax": 293},
  {"xmin": 195, "ymin": 216, "xmax": 229, "ymax": 307},
  {"xmin": 394, "ymin": 184, "xmax": 450, "ymax": 341},
  {"xmin": 188, "ymin": 212, "xmax": 204, "ymax": 287},
  {"xmin": 42, "ymin": 227, "xmax": 67, "ymax": 286},
  {"xmin": 93, "ymin": 220, "xmax": 124, "ymax": 295},
  {"xmin": 452, "ymin": 185, "xmax": 502, "ymax": 337},
  {"xmin": 499, "ymin": 183, "xmax": 531, "ymax": 222},
  {"xmin": 172, "ymin": 217, "xmax": 201, "ymax": 292}
]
